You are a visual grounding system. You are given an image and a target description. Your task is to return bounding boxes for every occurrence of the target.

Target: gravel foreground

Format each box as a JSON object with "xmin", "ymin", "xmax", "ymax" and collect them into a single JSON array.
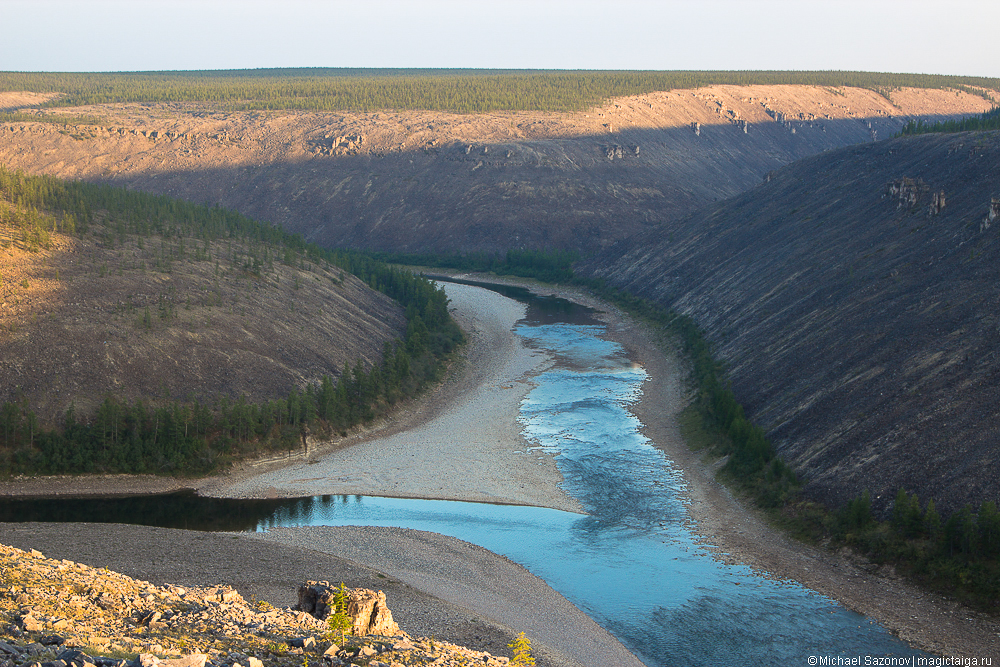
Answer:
[{"xmin": 0, "ymin": 523, "xmax": 593, "ymax": 667}]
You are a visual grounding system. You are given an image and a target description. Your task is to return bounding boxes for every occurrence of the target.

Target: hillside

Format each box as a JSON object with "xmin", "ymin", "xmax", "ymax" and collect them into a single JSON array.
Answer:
[
  {"xmin": 0, "ymin": 209, "xmax": 404, "ymax": 426},
  {"xmin": 0, "ymin": 170, "xmax": 476, "ymax": 476},
  {"xmin": 0, "ymin": 85, "xmax": 993, "ymax": 256},
  {"xmin": 0, "ymin": 199, "xmax": 405, "ymax": 430},
  {"xmin": 581, "ymin": 130, "xmax": 1000, "ymax": 517}
]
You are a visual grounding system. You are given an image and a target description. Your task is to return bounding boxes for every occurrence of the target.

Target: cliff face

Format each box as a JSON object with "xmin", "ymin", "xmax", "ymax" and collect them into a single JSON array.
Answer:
[
  {"xmin": 0, "ymin": 86, "xmax": 992, "ymax": 255},
  {"xmin": 582, "ymin": 131, "xmax": 1000, "ymax": 515}
]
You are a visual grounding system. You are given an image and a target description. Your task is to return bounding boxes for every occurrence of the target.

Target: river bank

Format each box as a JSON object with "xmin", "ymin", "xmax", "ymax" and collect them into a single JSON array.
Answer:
[
  {"xmin": 198, "ymin": 283, "xmax": 581, "ymax": 513},
  {"xmin": 2, "ymin": 277, "xmax": 998, "ymax": 661},
  {"xmin": 0, "ymin": 284, "xmax": 575, "ymax": 509},
  {"xmin": 499, "ymin": 278, "xmax": 1000, "ymax": 660}
]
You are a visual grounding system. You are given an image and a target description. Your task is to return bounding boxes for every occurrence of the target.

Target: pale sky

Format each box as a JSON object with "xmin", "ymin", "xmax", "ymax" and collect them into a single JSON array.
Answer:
[{"xmin": 3, "ymin": 0, "xmax": 999, "ymax": 78}]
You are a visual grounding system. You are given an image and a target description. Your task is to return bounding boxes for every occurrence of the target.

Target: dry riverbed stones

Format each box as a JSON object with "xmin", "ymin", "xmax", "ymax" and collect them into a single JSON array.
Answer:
[{"xmin": 0, "ymin": 544, "xmax": 512, "ymax": 667}]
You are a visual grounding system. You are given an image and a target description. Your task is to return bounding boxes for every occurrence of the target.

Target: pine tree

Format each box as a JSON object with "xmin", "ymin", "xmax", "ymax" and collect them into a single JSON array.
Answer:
[
  {"xmin": 509, "ymin": 632, "xmax": 535, "ymax": 667},
  {"xmin": 978, "ymin": 501, "xmax": 1000, "ymax": 557},
  {"xmin": 925, "ymin": 498, "xmax": 942, "ymax": 540}
]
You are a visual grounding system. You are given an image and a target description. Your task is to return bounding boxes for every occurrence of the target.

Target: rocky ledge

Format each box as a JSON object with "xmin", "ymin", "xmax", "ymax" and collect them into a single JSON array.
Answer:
[{"xmin": 0, "ymin": 544, "xmax": 513, "ymax": 667}]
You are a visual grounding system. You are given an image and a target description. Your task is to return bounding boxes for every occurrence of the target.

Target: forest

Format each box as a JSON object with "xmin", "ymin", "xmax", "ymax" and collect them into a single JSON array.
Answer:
[
  {"xmin": 899, "ymin": 105, "xmax": 1000, "ymax": 134},
  {"xmin": 1, "ymin": 69, "xmax": 999, "ymax": 113},
  {"xmin": 0, "ymin": 167, "xmax": 464, "ymax": 476},
  {"xmin": 372, "ymin": 249, "xmax": 580, "ymax": 284}
]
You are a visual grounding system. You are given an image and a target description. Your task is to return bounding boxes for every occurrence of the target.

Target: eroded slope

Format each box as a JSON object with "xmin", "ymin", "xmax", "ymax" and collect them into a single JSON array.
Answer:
[
  {"xmin": 0, "ymin": 217, "xmax": 405, "ymax": 425},
  {"xmin": 0, "ymin": 86, "xmax": 993, "ymax": 255},
  {"xmin": 583, "ymin": 130, "xmax": 1000, "ymax": 515}
]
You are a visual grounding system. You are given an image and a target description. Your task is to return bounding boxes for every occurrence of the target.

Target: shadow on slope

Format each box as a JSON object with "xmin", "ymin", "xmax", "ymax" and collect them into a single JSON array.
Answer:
[
  {"xmin": 78, "ymin": 112, "xmax": 981, "ymax": 256},
  {"xmin": 582, "ymin": 130, "xmax": 1000, "ymax": 516}
]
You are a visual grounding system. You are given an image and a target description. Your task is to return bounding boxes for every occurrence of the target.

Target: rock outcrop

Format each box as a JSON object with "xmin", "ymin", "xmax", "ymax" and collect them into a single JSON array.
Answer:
[
  {"xmin": 0, "ymin": 543, "xmax": 513, "ymax": 667},
  {"xmin": 295, "ymin": 582, "xmax": 400, "ymax": 638}
]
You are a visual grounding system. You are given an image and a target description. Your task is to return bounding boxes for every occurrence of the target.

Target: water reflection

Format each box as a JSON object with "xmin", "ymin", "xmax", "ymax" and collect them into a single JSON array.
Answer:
[
  {"xmin": 424, "ymin": 275, "xmax": 603, "ymax": 326},
  {"xmin": 507, "ymin": 320, "xmax": 922, "ymax": 665},
  {"xmin": 0, "ymin": 491, "xmax": 286, "ymax": 531}
]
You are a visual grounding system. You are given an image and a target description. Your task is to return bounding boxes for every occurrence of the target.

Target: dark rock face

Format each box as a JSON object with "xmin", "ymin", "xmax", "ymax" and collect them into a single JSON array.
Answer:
[
  {"xmin": 583, "ymin": 131, "xmax": 1000, "ymax": 516},
  {"xmin": 134, "ymin": 117, "xmax": 922, "ymax": 256}
]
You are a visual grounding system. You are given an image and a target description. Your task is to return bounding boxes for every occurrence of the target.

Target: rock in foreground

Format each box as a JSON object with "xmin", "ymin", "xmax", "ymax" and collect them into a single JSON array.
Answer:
[
  {"xmin": 295, "ymin": 582, "xmax": 400, "ymax": 638},
  {"xmin": 0, "ymin": 543, "xmax": 512, "ymax": 667}
]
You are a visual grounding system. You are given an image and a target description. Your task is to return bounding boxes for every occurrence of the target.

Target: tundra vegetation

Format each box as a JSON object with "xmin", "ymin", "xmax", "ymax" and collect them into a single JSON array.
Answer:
[
  {"xmin": 0, "ymin": 167, "xmax": 463, "ymax": 476},
  {"xmin": 1, "ymin": 69, "xmax": 999, "ymax": 113}
]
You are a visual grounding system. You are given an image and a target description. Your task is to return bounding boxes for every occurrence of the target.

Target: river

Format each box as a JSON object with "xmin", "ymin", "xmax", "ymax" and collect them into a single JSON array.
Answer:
[{"xmin": 1, "ymin": 281, "xmax": 927, "ymax": 666}]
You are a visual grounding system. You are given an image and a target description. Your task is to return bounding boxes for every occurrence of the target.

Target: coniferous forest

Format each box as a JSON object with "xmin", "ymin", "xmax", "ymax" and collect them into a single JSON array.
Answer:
[
  {"xmin": 899, "ymin": 105, "xmax": 1000, "ymax": 135},
  {"xmin": 0, "ymin": 167, "xmax": 463, "ymax": 475},
  {"xmin": 1, "ymin": 69, "xmax": 998, "ymax": 113}
]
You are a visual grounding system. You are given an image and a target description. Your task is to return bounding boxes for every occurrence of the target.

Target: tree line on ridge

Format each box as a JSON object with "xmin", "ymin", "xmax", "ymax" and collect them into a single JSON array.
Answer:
[{"xmin": 1, "ymin": 69, "xmax": 998, "ymax": 114}]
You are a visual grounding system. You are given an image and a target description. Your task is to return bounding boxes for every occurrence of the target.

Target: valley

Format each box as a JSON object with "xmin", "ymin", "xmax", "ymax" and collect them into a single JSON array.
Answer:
[
  {"xmin": 0, "ymin": 85, "xmax": 992, "ymax": 255},
  {"xmin": 2, "ymin": 70, "xmax": 1000, "ymax": 665}
]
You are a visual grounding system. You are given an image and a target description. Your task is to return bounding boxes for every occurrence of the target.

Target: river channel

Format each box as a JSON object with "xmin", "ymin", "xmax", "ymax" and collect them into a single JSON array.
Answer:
[{"xmin": 2, "ymin": 281, "xmax": 926, "ymax": 666}]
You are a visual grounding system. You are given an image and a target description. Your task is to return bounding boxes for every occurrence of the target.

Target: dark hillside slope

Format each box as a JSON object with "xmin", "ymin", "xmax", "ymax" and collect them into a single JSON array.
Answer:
[
  {"xmin": 583, "ymin": 131, "xmax": 1000, "ymax": 516},
  {"xmin": 0, "ymin": 174, "xmax": 406, "ymax": 427}
]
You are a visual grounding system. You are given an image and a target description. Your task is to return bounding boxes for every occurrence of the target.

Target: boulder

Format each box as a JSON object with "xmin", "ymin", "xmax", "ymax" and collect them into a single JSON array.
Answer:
[
  {"xmin": 19, "ymin": 613, "xmax": 43, "ymax": 633},
  {"xmin": 55, "ymin": 650, "xmax": 91, "ymax": 665},
  {"xmin": 159, "ymin": 657, "xmax": 206, "ymax": 667},
  {"xmin": 296, "ymin": 582, "xmax": 400, "ymax": 637},
  {"xmin": 202, "ymin": 587, "xmax": 242, "ymax": 604},
  {"xmin": 0, "ymin": 643, "xmax": 21, "ymax": 656}
]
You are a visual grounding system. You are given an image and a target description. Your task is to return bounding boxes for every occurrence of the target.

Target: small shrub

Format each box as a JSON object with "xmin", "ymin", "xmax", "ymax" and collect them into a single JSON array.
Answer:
[
  {"xmin": 509, "ymin": 631, "xmax": 535, "ymax": 667},
  {"xmin": 326, "ymin": 582, "xmax": 352, "ymax": 644}
]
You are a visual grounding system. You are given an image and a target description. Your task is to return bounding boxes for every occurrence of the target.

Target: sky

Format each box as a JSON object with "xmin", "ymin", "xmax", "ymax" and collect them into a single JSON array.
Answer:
[{"xmin": 3, "ymin": 0, "xmax": 999, "ymax": 78}]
